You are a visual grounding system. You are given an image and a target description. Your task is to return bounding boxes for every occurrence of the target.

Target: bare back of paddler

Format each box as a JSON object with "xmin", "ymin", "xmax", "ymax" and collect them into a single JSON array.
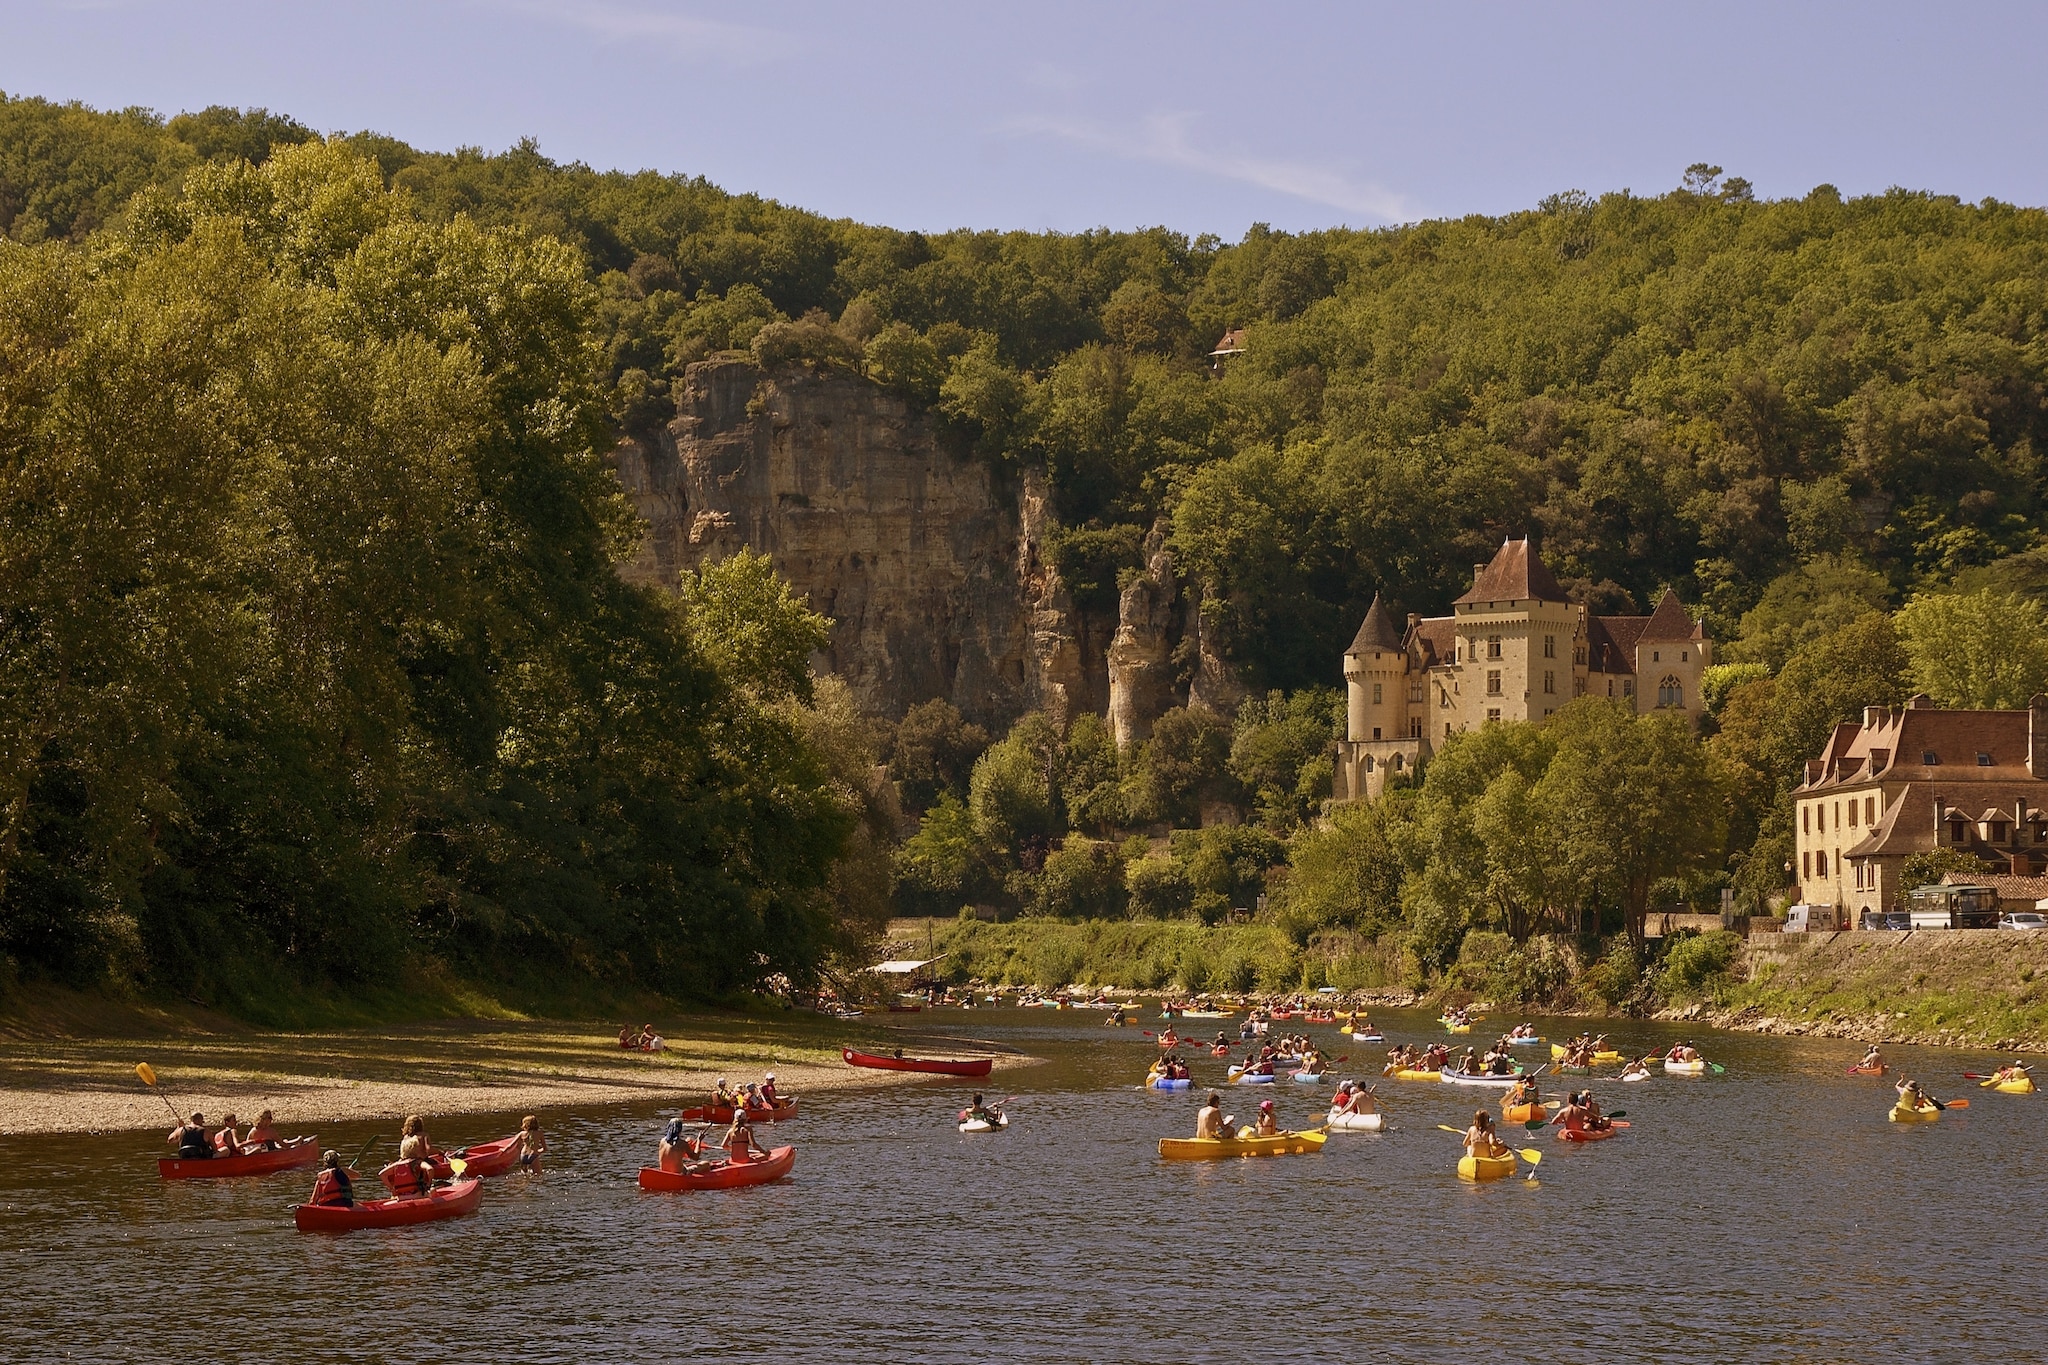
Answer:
[
  {"xmin": 723, "ymin": 1113, "xmax": 766, "ymax": 1163},
  {"xmin": 1195, "ymin": 1092, "xmax": 1226, "ymax": 1139}
]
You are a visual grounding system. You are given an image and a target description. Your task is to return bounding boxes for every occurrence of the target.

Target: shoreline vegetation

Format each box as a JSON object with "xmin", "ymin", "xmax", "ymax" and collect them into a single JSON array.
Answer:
[
  {"xmin": 890, "ymin": 915, "xmax": 2048, "ymax": 1052},
  {"xmin": 0, "ymin": 987, "xmax": 1031, "ymax": 1136}
]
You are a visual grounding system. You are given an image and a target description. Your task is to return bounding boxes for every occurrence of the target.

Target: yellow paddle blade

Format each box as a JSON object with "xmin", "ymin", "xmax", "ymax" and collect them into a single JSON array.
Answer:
[
  {"xmin": 1435, "ymin": 1124, "xmax": 1465, "ymax": 1135},
  {"xmin": 135, "ymin": 1062, "xmax": 158, "ymax": 1087},
  {"xmin": 448, "ymin": 1158, "xmax": 468, "ymax": 1177},
  {"xmin": 1517, "ymin": 1148, "xmax": 1543, "ymax": 1165}
]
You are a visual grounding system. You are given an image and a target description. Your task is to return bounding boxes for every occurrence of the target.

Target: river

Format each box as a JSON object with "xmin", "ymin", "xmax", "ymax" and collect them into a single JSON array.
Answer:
[{"xmin": 0, "ymin": 1007, "xmax": 2034, "ymax": 1363}]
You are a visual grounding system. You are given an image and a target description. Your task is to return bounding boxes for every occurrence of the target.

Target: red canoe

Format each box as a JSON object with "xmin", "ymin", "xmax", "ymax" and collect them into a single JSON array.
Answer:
[
  {"xmin": 436, "ymin": 1134, "xmax": 523, "ymax": 1178},
  {"xmin": 841, "ymin": 1047, "xmax": 992, "ymax": 1077},
  {"xmin": 159, "ymin": 1138, "xmax": 322, "ymax": 1181},
  {"xmin": 679, "ymin": 1101, "xmax": 799, "ymax": 1124},
  {"xmin": 1557, "ymin": 1124, "xmax": 1620, "ymax": 1142},
  {"xmin": 637, "ymin": 1145, "xmax": 795, "ymax": 1191},
  {"xmin": 293, "ymin": 1177, "xmax": 483, "ymax": 1232}
]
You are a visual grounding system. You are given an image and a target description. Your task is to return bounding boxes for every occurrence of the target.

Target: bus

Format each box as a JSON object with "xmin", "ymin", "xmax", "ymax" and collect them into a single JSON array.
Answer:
[{"xmin": 1905, "ymin": 883, "xmax": 2000, "ymax": 930}]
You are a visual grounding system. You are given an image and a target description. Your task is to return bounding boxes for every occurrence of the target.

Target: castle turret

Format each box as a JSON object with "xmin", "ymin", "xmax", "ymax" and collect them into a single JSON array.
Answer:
[{"xmin": 1344, "ymin": 593, "xmax": 1408, "ymax": 742}]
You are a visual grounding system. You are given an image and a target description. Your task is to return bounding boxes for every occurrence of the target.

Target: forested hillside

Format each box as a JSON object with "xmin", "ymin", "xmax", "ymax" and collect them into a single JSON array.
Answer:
[{"xmin": 6, "ymin": 93, "xmax": 2048, "ymax": 1011}]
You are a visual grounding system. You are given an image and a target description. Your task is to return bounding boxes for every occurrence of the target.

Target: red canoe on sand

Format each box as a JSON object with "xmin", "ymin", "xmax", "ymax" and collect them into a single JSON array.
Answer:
[
  {"xmin": 293, "ymin": 1177, "xmax": 483, "ymax": 1232},
  {"xmin": 679, "ymin": 1101, "xmax": 799, "ymax": 1124},
  {"xmin": 842, "ymin": 1047, "xmax": 992, "ymax": 1077},
  {"xmin": 638, "ymin": 1145, "xmax": 795, "ymax": 1191},
  {"xmin": 159, "ymin": 1137, "xmax": 321, "ymax": 1181}
]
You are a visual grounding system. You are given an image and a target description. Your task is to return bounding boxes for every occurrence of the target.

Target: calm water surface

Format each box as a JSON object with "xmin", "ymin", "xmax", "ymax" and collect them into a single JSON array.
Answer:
[{"xmin": 1, "ymin": 1008, "xmax": 2038, "ymax": 1364}]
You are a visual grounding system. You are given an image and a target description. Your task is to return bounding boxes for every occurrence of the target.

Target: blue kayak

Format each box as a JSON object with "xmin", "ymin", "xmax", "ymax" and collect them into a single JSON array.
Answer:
[
  {"xmin": 1290, "ymin": 1072, "xmax": 1324, "ymax": 1083},
  {"xmin": 1149, "ymin": 1077, "xmax": 1192, "ymax": 1090}
]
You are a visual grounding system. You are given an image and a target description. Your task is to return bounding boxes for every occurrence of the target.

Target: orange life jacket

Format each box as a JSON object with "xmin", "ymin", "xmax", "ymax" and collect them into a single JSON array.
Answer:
[
  {"xmin": 379, "ymin": 1159, "xmax": 424, "ymax": 1195},
  {"xmin": 311, "ymin": 1168, "xmax": 353, "ymax": 1207}
]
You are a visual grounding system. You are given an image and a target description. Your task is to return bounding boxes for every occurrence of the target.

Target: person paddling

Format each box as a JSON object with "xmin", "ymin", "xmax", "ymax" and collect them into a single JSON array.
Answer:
[
  {"xmin": 167, "ymin": 1111, "xmax": 212, "ymax": 1160},
  {"xmin": 1464, "ymin": 1110, "xmax": 1509, "ymax": 1160},
  {"xmin": 309, "ymin": 1149, "xmax": 353, "ymax": 1208},
  {"xmin": 659, "ymin": 1112, "xmax": 699, "ymax": 1173},
  {"xmin": 964, "ymin": 1092, "xmax": 998, "ymax": 1126},
  {"xmin": 1859, "ymin": 1044, "xmax": 1885, "ymax": 1071},
  {"xmin": 722, "ymin": 1110, "xmax": 769, "ymax": 1164}
]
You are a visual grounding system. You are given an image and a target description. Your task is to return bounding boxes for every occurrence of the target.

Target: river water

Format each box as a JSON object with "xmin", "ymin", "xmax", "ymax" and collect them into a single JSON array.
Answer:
[{"xmin": 0, "ymin": 1007, "xmax": 2036, "ymax": 1364}]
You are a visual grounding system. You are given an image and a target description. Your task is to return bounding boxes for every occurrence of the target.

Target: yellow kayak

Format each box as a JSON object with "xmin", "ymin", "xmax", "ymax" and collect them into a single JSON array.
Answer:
[
  {"xmin": 1158, "ymin": 1129, "xmax": 1330, "ymax": 1161},
  {"xmin": 1888, "ymin": 1102, "xmax": 1940, "ymax": 1122},
  {"xmin": 1443, "ymin": 1022, "xmax": 1472, "ymax": 1034},
  {"xmin": 1388, "ymin": 1068, "xmax": 1443, "ymax": 1082},
  {"xmin": 1552, "ymin": 1045, "xmax": 1622, "ymax": 1063},
  {"xmin": 1458, "ymin": 1152, "xmax": 1518, "ymax": 1181},
  {"xmin": 1503, "ymin": 1101, "xmax": 1546, "ymax": 1125},
  {"xmin": 1984, "ymin": 1076, "xmax": 2036, "ymax": 1094}
]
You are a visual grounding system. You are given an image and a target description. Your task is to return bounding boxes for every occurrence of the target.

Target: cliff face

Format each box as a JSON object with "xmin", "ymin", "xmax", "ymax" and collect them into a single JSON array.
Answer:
[{"xmin": 611, "ymin": 360, "xmax": 1105, "ymax": 726}]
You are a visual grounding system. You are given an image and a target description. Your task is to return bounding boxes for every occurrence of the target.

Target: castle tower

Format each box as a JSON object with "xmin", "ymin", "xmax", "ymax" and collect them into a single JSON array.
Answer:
[{"xmin": 1343, "ymin": 592, "xmax": 1408, "ymax": 742}]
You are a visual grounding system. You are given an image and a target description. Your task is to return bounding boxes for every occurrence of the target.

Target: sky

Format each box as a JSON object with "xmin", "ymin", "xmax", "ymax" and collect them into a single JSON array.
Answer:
[{"xmin": 6, "ymin": 1, "xmax": 2048, "ymax": 239}]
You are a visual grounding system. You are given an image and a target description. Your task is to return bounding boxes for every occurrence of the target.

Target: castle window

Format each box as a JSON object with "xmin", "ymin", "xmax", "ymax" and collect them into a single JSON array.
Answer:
[
  {"xmin": 1802, "ymin": 851, "xmax": 1811, "ymax": 878},
  {"xmin": 1445, "ymin": 722, "xmax": 1452, "ymax": 738},
  {"xmin": 1977, "ymin": 752, "xmax": 1992, "ymax": 766},
  {"xmin": 1802, "ymin": 806, "xmax": 1810, "ymax": 834},
  {"xmin": 1486, "ymin": 708, "xmax": 1501, "ymax": 723},
  {"xmin": 1656, "ymin": 676, "xmax": 1683, "ymax": 707},
  {"xmin": 1866, "ymin": 796, "xmax": 1876, "ymax": 825},
  {"xmin": 1487, "ymin": 636, "xmax": 1502, "ymax": 659},
  {"xmin": 1989, "ymin": 820, "xmax": 2011, "ymax": 843},
  {"xmin": 1373, "ymin": 682, "xmax": 1383, "ymax": 704},
  {"xmin": 1949, "ymin": 819, "xmax": 1967, "ymax": 843},
  {"xmin": 1607, "ymin": 679, "xmax": 1614, "ymax": 697},
  {"xmin": 1575, "ymin": 676, "xmax": 1585, "ymax": 696},
  {"xmin": 1411, "ymin": 720, "xmax": 1422, "ymax": 738},
  {"xmin": 1544, "ymin": 635, "xmax": 1555, "ymax": 659},
  {"xmin": 1574, "ymin": 645, "xmax": 1586, "ymax": 664},
  {"xmin": 1848, "ymin": 800, "xmax": 1858, "ymax": 828},
  {"xmin": 1392, "ymin": 754, "xmax": 1404, "ymax": 771},
  {"xmin": 1372, "ymin": 727, "xmax": 1382, "ymax": 740},
  {"xmin": 1409, "ymin": 683, "xmax": 1423, "ymax": 703},
  {"xmin": 1816, "ymin": 851, "xmax": 1828, "ymax": 877},
  {"xmin": 1622, "ymin": 678, "xmax": 1634, "ymax": 696},
  {"xmin": 1543, "ymin": 670, "xmax": 1556, "ymax": 695},
  {"xmin": 1364, "ymin": 755, "xmax": 1374, "ymax": 772},
  {"xmin": 1922, "ymin": 751, "xmax": 1939, "ymax": 765},
  {"xmin": 1681, "ymin": 651, "xmax": 1688, "ymax": 662},
  {"xmin": 1486, "ymin": 670, "xmax": 1502, "ymax": 696},
  {"xmin": 1653, "ymin": 650, "xmax": 1660, "ymax": 662}
]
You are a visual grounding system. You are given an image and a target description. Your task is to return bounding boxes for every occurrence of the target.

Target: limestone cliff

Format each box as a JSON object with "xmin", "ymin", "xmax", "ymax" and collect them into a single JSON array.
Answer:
[{"xmin": 610, "ymin": 359, "xmax": 1100, "ymax": 726}]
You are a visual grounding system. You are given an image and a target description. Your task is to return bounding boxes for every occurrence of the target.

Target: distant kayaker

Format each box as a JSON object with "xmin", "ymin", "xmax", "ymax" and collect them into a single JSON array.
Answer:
[
  {"xmin": 1464, "ymin": 1110, "xmax": 1508, "ymax": 1160},
  {"xmin": 1504, "ymin": 1075, "xmax": 1540, "ymax": 1110},
  {"xmin": 722, "ymin": 1111, "xmax": 769, "ymax": 1163},
  {"xmin": 761, "ymin": 1072, "xmax": 785, "ymax": 1107},
  {"xmin": 1667, "ymin": 1042, "xmax": 1700, "ymax": 1063},
  {"xmin": 1196, "ymin": 1092, "xmax": 1227, "ymax": 1139},
  {"xmin": 1618, "ymin": 1059, "xmax": 1652, "ymax": 1082},
  {"xmin": 309, "ymin": 1150, "xmax": 353, "ymax": 1208},
  {"xmin": 1993, "ymin": 1061, "xmax": 2032, "ymax": 1084},
  {"xmin": 1860, "ymin": 1044, "xmax": 1885, "ymax": 1071},
  {"xmin": 964, "ymin": 1092, "xmax": 999, "ymax": 1126},
  {"xmin": 713, "ymin": 1077, "xmax": 740, "ymax": 1108},
  {"xmin": 1896, "ymin": 1078, "xmax": 1940, "ymax": 1110},
  {"xmin": 241, "ymin": 1109, "xmax": 282, "ymax": 1151},
  {"xmin": 517, "ymin": 1115, "xmax": 546, "ymax": 1172},
  {"xmin": 1253, "ymin": 1098, "xmax": 1280, "ymax": 1137},
  {"xmin": 1556, "ymin": 1089, "xmax": 1611, "ymax": 1134},
  {"xmin": 167, "ymin": 1111, "xmax": 212, "ymax": 1159}
]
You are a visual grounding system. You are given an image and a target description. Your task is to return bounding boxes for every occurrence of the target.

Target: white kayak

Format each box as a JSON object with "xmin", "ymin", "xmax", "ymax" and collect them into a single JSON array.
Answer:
[
  {"xmin": 1325, "ymin": 1109, "xmax": 1386, "ymax": 1131},
  {"xmin": 1663, "ymin": 1058, "xmax": 1706, "ymax": 1075},
  {"xmin": 1438, "ymin": 1070, "xmax": 1525, "ymax": 1087},
  {"xmin": 958, "ymin": 1113, "xmax": 1009, "ymax": 1132},
  {"xmin": 1619, "ymin": 1069, "xmax": 1653, "ymax": 1082}
]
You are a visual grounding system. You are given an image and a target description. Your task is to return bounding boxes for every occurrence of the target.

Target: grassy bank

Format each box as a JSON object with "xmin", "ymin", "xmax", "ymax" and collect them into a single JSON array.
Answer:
[{"xmin": 1704, "ymin": 931, "xmax": 2048, "ymax": 1050}]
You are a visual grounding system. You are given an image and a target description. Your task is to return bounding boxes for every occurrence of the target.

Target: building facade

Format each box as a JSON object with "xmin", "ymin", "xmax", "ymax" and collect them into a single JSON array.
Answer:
[
  {"xmin": 1795, "ymin": 694, "xmax": 2048, "ymax": 918},
  {"xmin": 1333, "ymin": 537, "xmax": 1712, "ymax": 802}
]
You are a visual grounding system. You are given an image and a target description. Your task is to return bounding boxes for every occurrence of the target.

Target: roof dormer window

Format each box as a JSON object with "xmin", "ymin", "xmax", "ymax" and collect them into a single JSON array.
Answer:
[
  {"xmin": 1977, "ymin": 752, "xmax": 1993, "ymax": 766},
  {"xmin": 1922, "ymin": 751, "xmax": 1939, "ymax": 766}
]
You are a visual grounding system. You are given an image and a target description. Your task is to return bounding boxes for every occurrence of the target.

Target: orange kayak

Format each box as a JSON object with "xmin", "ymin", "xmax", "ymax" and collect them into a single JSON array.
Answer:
[
  {"xmin": 638, "ymin": 1145, "xmax": 795, "ymax": 1191},
  {"xmin": 294, "ymin": 1177, "xmax": 482, "ymax": 1231}
]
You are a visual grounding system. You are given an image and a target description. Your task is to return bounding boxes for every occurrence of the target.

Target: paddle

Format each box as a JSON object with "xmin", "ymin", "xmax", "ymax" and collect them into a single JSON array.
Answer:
[
  {"xmin": 1929, "ymin": 1096, "xmax": 1969, "ymax": 1111},
  {"xmin": 134, "ymin": 1062, "xmax": 187, "ymax": 1125},
  {"xmin": 1517, "ymin": 1148, "xmax": 1542, "ymax": 1180},
  {"xmin": 343, "ymin": 1133, "xmax": 383, "ymax": 1175},
  {"xmin": 1707, "ymin": 1063, "xmax": 1726, "ymax": 1075}
]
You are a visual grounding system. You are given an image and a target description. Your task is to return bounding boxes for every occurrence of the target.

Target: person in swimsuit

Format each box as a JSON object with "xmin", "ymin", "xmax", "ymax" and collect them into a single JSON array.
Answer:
[
  {"xmin": 214, "ymin": 1113, "xmax": 245, "ymax": 1157},
  {"xmin": 1195, "ymin": 1092, "xmax": 1227, "ymax": 1139},
  {"xmin": 397, "ymin": 1115, "xmax": 442, "ymax": 1195},
  {"xmin": 1464, "ymin": 1111, "xmax": 1509, "ymax": 1160},
  {"xmin": 722, "ymin": 1111, "xmax": 768, "ymax": 1163},
  {"xmin": 240, "ymin": 1109, "xmax": 282, "ymax": 1151},
  {"xmin": 658, "ymin": 1113, "xmax": 698, "ymax": 1173},
  {"xmin": 517, "ymin": 1115, "xmax": 546, "ymax": 1172},
  {"xmin": 1253, "ymin": 1099, "xmax": 1280, "ymax": 1137},
  {"xmin": 1859, "ymin": 1044, "xmax": 1885, "ymax": 1071}
]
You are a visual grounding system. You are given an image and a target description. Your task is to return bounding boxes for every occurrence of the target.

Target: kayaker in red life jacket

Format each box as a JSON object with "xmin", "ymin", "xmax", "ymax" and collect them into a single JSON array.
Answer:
[
  {"xmin": 760, "ymin": 1072, "xmax": 782, "ymax": 1107},
  {"xmin": 309, "ymin": 1150, "xmax": 353, "ymax": 1208},
  {"xmin": 167, "ymin": 1111, "xmax": 211, "ymax": 1159},
  {"xmin": 214, "ymin": 1113, "xmax": 245, "ymax": 1157},
  {"xmin": 397, "ymin": 1115, "xmax": 443, "ymax": 1196}
]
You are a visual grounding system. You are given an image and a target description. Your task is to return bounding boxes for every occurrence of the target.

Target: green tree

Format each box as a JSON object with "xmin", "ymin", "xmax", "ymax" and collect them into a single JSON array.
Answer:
[
  {"xmin": 677, "ymin": 548, "xmax": 831, "ymax": 703},
  {"xmin": 1895, "ymin": 589, "xmax": 2048, "ymax": 709},
  {"xmin": 887, "ymin": 698, "xmax": 989, "ymax": 815},
  {"xmin": 1031, "ymin": 836, "xmax": 1128, "ymax": 919},
  {"xmin": 895, "ymin": 792, "xmax": 982, "ymax": 916},
  {"xmin": 1131, "ymin": 705, "xmax": 1234, "ymax": 826}
]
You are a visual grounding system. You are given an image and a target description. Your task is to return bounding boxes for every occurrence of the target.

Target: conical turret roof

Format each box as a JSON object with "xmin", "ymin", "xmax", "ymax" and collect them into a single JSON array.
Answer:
[
  {"xmin": 1639, "ymin": 588, "xmax": 1697, "ymax": 642},
  {"xmin": 1347, "ymin": 592, "xmax": 1404, "ymax": 655}
]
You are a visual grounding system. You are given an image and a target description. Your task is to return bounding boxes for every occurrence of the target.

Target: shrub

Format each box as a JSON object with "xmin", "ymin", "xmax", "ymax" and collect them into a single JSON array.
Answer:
[{"xmin": 1657, "ymin": 929, "xmax": 1744, "ymax": 1002}]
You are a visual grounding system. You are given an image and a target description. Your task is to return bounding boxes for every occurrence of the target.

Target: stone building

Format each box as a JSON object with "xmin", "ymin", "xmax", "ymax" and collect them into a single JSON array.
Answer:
[
  {"xmin": 1332, "ymin": 537, "xmax": 1712, "ymax": 801},
  {"xmin": 1794, "ymin": 694, "xmax": 2048, "ymax": 918}
]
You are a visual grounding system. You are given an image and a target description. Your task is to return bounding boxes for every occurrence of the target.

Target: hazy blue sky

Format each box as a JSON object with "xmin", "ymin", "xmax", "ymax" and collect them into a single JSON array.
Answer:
[{"xmin": 7, "ymin": 2, "xmax": 2046, "ymax": 237}]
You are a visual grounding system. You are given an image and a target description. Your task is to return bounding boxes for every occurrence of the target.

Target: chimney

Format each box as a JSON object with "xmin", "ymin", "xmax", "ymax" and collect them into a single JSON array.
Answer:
[
  {"xmin": 1863, "ymin": 706, "xmax": 1885, "ymax": 728},
  {"xmin": 1473, "ymin": 564, "xmax": 1485, "ymax": 588},
  {"xmin": 2030, "ymin": 694, "xmax": 2048, "ymax": 777}
]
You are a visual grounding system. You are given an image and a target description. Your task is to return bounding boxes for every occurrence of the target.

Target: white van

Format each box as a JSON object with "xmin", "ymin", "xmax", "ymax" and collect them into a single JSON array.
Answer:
[{"xmin": 1784, "ymin": 904, "xmax": 1841, "ymax": 933}]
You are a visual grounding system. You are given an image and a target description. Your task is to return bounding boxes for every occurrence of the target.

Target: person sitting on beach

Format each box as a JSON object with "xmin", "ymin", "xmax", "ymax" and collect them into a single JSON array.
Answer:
[
  {"xmin": 638, "ymin": 1023, "xmax": 664, "ymax": 1052},
  {"xmin": 240, "ymin": 1109, "xmax": 283, "ymax": 1152},
  {"xmin": 1464, "ymin": 1110, "xmax": 1508, "ymax": 1160},
  {"xmin": 1196, "ymin": 1092, "xmax": 1227, "ymax": 1139},
  {"xmin": 722, "ymin": 1111, "xmax": 768, "ymax": 1163},
  {"xmin": 659, "ymin": 1113, "xmax": 699, "ymax": 1173},
  {"xmin": 309, "ymin": 1149, "xmax": 353, "ymax": 1208},
  {"xmin": 1253, "ymin": 1099, "xmax": 1280, "ymax": 1137},
  {"xmin": 167, "ymin": 1111, "xmax": 212, "ymax": 1159},
  {"xmin": 517, "ymin": 1115, "xmax": 546, "ymax": 1172},
  {"xmin": 618, "ymin": 1026, "xmax": 635, "ymax": 1049},
  {"xmin": 213, "ymin": 1113, "xmax": 245, "ymax": 1157}
]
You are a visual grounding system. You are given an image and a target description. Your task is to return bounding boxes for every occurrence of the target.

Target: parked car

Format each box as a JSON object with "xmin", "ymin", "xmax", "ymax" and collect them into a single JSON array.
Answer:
[
  {"xmin": 1998, "ymin": 912, "xmax": 2047, "ymax": 931},
  {"xmin": 1861, "ymin": 909, "xmax": 1911, "ymax": 931}
]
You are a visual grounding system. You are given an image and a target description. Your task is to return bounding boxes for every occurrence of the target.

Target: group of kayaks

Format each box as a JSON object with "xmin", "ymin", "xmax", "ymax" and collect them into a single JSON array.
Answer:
[{"xmin": 159, "ymin": 1128, "xmax": 529, "ymax": 1232}]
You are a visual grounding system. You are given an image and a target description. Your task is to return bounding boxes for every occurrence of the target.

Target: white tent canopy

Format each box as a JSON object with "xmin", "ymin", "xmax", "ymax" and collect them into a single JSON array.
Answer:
[{"xmin": 870, "ymin": 957, "xmax": 945, "ymax": 975}]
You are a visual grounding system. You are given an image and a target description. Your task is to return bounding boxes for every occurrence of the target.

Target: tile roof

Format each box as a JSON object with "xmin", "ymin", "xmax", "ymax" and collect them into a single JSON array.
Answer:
[
  {"xmin": 1408, "ymin": 615, "xmax": 1457, "ymax": 668},
  {"xmin": 1453, "ymin": 537, "xmax": 1569, "ymax": 606},
  {"xmin": 1639, "ymin": 589, "xmax": 1699, "ymax": 642},
  {"xmin": 1799, "ymin": 701, "xmax": 2045, "ymax": 792},
  {"xmin": 1587, "ymin": 615, "xmax": 1641, "ymax": 673},
  {"xmin": 1346, "ymin": 592, "xmax": 1405, "ymax": 655}
]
